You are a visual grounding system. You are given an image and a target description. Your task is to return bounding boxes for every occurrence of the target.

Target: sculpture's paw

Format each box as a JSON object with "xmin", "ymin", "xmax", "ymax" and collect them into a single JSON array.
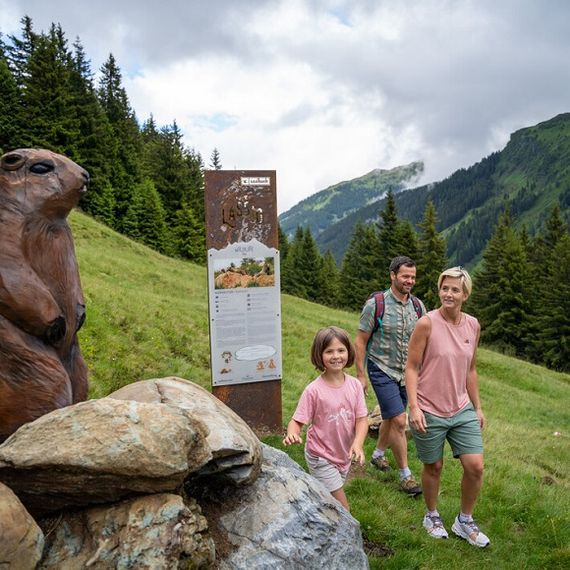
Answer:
[{"xmin": 44, "ymin": 316, "xmax": 66, "ymax": 345}]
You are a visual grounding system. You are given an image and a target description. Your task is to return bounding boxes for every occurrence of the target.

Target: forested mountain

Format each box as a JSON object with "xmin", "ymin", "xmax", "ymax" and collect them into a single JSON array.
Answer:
[
  {"xmin": 0, "ymin": 17, "xmax": 206, "ymax": 263},
  {"xmin": 315, "ymin": 113, "xmax": 570, "ymax": 266},
  {"xmin": 279, "ymin": 161, "xmax": 423, "ymax": 238}
]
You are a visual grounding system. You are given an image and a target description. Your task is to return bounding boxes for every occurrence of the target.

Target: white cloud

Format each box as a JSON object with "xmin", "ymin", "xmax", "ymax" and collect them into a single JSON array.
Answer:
[{"xmin": 3, "ymin": 0, "xmax": 570, "ymax": 212}]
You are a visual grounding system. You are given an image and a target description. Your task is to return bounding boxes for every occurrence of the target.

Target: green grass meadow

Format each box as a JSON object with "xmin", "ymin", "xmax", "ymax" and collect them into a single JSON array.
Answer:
[{"xmin": 72, "ymin": 211, "xmax": 569, "ymax": 569}]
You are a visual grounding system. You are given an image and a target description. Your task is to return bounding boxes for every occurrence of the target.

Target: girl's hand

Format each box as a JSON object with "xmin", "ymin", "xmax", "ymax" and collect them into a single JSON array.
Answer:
[
  {"xmin": 409, "ymin": 407, "xmax": 427, "ymax": 434},
  {"xmin": 350, "ymin": 445, "xmax": 365, "ymax": 466},
  {"xmin": 283, "ymin": 432, "xmax": 303, "ymax": 446}
]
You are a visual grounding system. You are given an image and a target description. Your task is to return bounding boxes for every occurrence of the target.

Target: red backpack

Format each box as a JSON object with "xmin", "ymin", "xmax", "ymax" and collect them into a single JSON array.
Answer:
[{"xmin": 368, "ymin": 290, "xmax": 423, "ymax": 337}]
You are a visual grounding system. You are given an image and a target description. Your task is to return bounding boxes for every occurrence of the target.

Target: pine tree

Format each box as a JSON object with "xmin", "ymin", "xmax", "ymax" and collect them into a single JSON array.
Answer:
[
  {"xmin": 376, "ymin": 189, "xmax": 417, "ymax": 289},
  {"xmin": 534, "ymin": 234, "xmax": 570, "ymax": 371},
  {"xmin": 470, "ymin": 208, "xmax": 532, "ymax": 356},
  {"xmin": 172, "ymin": 203, "xmax": 206, "ymax": 263},
  {"xmin": 209, "ymin": 147, "xmax": 222, "ymax": 170},
  {"xmin": 339, "ymin": 222, "xmax": 381, "ymax": 311},
  {"xmin": 415, "ymin": 200, "xmax": 448, "ymax": 310},
  {"xmin": 318, "ymin": 250, "xmax": 340, "ymax": 307},
  {"xmin": 282, "ymin": 226, "xmax": 323, "ymax": 300},
  {"xmin": 278, "ymin": 224, "xmax": 290, "ymax": 263},
  {"xmin": 17, "ymin": 24, "xmax": 79, "ymax": 156},
  {"xmin": 0, "ymin": 45, "xmax": 20, "ymax": 151},
  {"xmin": 282, "ymin": 226, "xmax": 306, "ymax": 298},
  {"xmin": 297, "ymin": 227, "xmax": 323, "ymax": 302},
  {"xmin": 123, "ymin": 179, "xmax": 169, "ymax": 253},
  {"xmin": 97, "ymin": 53, "xmax": 142, "ymax": 226},
  {"xmin": 69, "ymin": 38, "xmax": 118, "ymax": 220}
]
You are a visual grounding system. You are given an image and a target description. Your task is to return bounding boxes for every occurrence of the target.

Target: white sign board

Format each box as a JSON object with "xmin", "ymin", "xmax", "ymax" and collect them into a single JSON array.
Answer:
[{"xmin": 208, "ymin": 239, "xmax": 282, "ymax": 386}]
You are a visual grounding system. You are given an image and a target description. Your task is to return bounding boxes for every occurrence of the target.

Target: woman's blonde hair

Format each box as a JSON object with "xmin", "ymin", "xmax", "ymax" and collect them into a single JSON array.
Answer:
[
  {"xmin": 310, "ymin": 326, "xmax": 355, "ymax": 372},
  {"xmin": 437, "ymin": 266, "xmax": 473, "ymax": 298}
]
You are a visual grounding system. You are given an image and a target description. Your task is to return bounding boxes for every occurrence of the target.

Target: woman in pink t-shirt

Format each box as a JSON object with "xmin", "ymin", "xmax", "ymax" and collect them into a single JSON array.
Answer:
[
  {"xmin": 406, "ymin": 267, "xmax": 490, "ymax": 548},
  {"xmin": 283, "ymin": 326, "xmax": 368, "ymax": 510}
]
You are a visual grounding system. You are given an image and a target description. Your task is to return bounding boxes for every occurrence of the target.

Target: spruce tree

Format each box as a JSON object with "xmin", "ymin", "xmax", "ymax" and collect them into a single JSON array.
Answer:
[
  {"xmin": 339, "ymin": 222, "xmax": 381, "ymax": 311},
  {"xmin": 123, "ymin": 179, "xmax": 169, "ymax": 253},
  {"xmin": 281, "ymin": 226, "xmax": 306, "ymax": 298},
  {"xmin": 471, "ymin": 208, "xmax": 532, "ymax": 355},
  {"xmin": 172, "ymin": 203, "xmax": 206, "ymax": 263},
  {"xmin": 416, "ymin": 200, "xmax": 448, "ymax": 310},
  {"xmin": 318, "ymin": 250, "xmax": 340, "ymax": 307},
  {"xmin": 534, "ymin": 234, "xmax": 570, "ymax": 371},
  {"xmin": 278, "ymin": 224, "xmax": 290, "ymax": 264},
  {"xmin": 0, "ymin": 49, "xmax": 20, "ymax": 151},
  {"xmin": 97, "ymin": 53, "xmax": 142, "ymax": 227},
  {"xmin": 18, "ymin": 24, "xmax": 79, "ymax": 156},
  {"xmin": 69, "ymin": 38, "xmax": 118, "ymax": 220},
  {"xmin": 209, "ymin": 147, "xmax": 222, "ymax": 170}
]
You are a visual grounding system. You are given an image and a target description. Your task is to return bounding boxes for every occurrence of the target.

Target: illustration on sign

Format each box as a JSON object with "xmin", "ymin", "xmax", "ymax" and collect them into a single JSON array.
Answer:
[{"xmin": 208, "ymin": 239, "xmax": 282, "ymax": 387}]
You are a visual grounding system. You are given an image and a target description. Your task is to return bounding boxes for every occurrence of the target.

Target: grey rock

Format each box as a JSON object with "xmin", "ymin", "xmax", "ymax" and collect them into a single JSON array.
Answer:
[
  {"xmin": 0, "ymin": 482, "xmax": 44, "ymax": 570},
  {"xmin": 39, "ymin": 493, "xmax": 215, "ymax": 569},
  {"xmin": 109, "ymin": 377, "xmax": 261, "ymax": 486},
  {"xmin": 0, "ymin": 398, "xmax": 211, "ymax": 516},
  {"xmin": 204, "ymin": 444, "xmax": 369, "ymax": 570}
]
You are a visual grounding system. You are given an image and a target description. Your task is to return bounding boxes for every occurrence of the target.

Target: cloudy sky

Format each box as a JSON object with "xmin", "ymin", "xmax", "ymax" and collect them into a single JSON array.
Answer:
[{"xmin": 2, "ymin": 0, "xmax": 569, "ymax": 212}]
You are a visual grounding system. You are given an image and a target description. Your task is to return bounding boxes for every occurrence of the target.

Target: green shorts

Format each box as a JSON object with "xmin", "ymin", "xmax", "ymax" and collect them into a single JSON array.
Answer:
[{"xmin": 410, "ymin": 403, "xmax": 483, "ymax": 464}]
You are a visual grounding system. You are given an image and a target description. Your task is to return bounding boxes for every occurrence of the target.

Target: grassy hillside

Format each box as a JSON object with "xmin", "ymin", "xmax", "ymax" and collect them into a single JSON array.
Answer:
[{"xmin": 72, "ymin": 211, "xmax": 569, "ymax": 569}]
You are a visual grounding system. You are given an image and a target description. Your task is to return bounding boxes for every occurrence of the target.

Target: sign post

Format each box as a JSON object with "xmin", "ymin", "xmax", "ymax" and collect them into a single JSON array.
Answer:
[{"xmin": 205, "ymin": 170, "xmax": 282, "ymax": 432}]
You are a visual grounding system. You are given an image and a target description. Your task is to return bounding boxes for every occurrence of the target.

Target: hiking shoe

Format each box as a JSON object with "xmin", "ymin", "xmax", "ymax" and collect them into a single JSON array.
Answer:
[
  {"xmin": 400, "ymin": 476, "xmax": 422, "ymax": 496},
  {"xmin": 451, "ymin": 516, "xmax": 490, "ymax": 548},
  {"xmin": 423, "ymin": 514, "xmax": 449, "ymax": 539},
  {"xmin": 370, "ymin": 456, "xmax": 391, "ymax": 472}
]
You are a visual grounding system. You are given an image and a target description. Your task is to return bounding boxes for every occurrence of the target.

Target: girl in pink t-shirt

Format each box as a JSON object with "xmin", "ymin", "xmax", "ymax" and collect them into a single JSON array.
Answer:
[{"xmin": 283, "ymin": 326, "xmax": 368, "ymax": 510}]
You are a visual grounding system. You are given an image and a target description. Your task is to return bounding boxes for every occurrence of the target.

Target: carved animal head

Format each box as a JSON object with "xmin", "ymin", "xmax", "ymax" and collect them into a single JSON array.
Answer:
[{"xmin": 0, "ymin": 149, "xmax": 89, "ymax": 218}]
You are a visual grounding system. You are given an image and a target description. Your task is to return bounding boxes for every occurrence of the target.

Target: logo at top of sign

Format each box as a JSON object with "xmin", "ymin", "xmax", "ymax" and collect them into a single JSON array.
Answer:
[{"xmin": 241, "ymin": 176, "xmax": 270, "ymax": 186}]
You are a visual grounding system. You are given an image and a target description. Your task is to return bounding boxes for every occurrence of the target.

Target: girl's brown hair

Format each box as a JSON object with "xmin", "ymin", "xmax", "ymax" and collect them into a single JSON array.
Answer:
[{"xmin": 310, "ymin": 326, "xmax": 355, "ymax": 372}]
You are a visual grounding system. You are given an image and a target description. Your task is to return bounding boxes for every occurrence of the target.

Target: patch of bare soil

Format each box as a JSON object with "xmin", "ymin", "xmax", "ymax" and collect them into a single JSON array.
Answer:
[{"xmin": 363, "ymin": 538, "xmax": 394, "ymax": 558}]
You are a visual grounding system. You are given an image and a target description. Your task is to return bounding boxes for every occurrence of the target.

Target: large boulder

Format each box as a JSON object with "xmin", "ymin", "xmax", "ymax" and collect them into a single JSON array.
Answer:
[
  {"xmin": 109, "ymin": 377, "xmax": 261, "ymax": 486},
  {"xmin": 0, "ymin": 482, "xmax": 44, "ymax": 569},
  {"xmin": 198, "ymin": 444, "xmax": 369, "ymax": 570},
  {"xmin": 39, "ymin": 493, "xmax": 215, "ymax": 569},
  {"xmin": 0, "ymin": 398, "xmax": 211, "ymax": 516}
]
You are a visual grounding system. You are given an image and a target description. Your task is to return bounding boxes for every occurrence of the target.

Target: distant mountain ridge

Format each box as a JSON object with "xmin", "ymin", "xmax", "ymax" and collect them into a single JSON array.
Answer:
[
  {"xmin": 315, "ymin": 113, "xmax": 570, "ymax": 266},
  {"xmin": 279, "ymin": 161, "xmax": 424, "ymax": 238}
]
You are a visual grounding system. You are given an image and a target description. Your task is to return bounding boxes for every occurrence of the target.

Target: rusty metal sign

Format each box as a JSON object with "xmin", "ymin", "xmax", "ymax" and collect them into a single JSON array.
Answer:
[{"xmin": 205, "ymin": 170, "xmax": 282, "ymax": 432}]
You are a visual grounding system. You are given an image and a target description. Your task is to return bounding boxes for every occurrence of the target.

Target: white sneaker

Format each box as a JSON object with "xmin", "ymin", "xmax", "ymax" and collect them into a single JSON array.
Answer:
[
  {"xmin": 451, "ymin": 516, "xmax": 490, "ymax": 547},
  {"xmin": 423, "ymin": 513, "xmax": 449, "ymax": 539}
]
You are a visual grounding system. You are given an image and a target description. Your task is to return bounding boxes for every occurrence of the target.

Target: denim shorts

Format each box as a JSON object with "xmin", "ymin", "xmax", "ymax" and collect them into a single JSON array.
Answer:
[
  {"xmin": 410, "ymin": 403, "xmax": 484, "ymax": 464},
  {"xmin": 367, "ymin": 359, "xmax": 407, "ymax": 420}
]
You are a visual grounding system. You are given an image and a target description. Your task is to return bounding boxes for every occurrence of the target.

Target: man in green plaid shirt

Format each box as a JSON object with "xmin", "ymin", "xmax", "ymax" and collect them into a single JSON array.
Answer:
[{"xmin": 355, "ymin": 256, "xmax": 426, "ymax": 495}]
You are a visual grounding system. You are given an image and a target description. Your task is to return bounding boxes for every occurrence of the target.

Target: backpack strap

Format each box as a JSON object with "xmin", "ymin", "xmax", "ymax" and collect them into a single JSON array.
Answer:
[
  {"xmin": 411, "ymin": 295, "xmax": 423, "ymax": 319},
  {"xmin": 366, "ymin": 290, "xmax": 385, "ymax": 338}
]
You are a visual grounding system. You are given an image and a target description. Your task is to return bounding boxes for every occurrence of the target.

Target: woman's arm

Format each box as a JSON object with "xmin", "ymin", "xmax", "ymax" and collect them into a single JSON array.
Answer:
[
  {"xmin": 466, "ymin": 322, "xmax": 485, "ymax": 429},
  {"xmin": 405, "ymin": 316, "xmax": 431, "ymax": 433}
]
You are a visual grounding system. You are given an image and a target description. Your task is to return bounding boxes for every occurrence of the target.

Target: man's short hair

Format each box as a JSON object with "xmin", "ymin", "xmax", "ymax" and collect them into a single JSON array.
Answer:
[{"xmin": 389, "ymin": 256, "xmax": 416, "ymax": 274}]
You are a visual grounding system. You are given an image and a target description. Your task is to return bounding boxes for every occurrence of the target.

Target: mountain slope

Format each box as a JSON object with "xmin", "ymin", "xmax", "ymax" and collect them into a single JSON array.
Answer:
[
  {"xmin": 68, "ymin": 210, "xmax": 568, "ymax": 569},
  {"xmin": 316, "ymin": 113, "xmax": 570, "ymax": 266},
  {"xmin": 279, "ymin": 161, "xmax": 424, "ymax": 238}
]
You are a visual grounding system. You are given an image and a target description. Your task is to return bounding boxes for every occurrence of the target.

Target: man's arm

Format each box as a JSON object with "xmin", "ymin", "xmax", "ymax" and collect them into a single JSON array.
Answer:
[{"xmin": 355, "ymin": 329, "xmax": 371, "ymax": 393}]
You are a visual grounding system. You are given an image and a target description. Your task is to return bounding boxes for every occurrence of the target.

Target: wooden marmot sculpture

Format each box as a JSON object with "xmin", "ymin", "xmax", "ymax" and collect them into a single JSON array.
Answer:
[{"xmin": 0, "ymin": 149, "xmax": 89, "ymax": 442}]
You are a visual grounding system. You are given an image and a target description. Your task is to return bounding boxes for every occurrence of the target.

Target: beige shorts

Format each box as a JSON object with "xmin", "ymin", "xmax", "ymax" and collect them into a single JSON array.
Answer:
[{"xmin": 305, "ymin": 449, "xmax": 348, "ymax": 492}]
